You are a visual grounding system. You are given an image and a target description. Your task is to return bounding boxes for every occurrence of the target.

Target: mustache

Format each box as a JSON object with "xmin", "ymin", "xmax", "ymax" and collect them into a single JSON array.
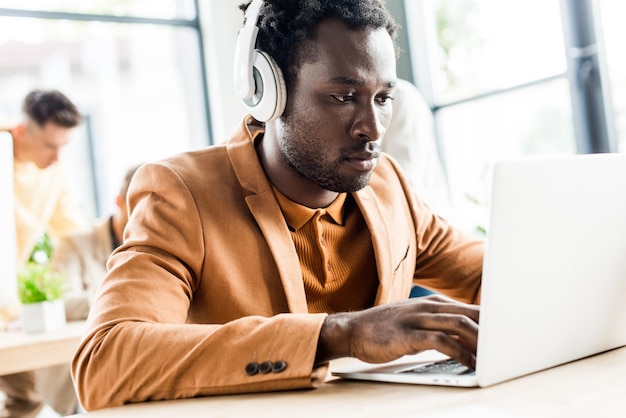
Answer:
[{"xmin": 344, "ymin": 142, "xmax": 381, "ymax": 158}]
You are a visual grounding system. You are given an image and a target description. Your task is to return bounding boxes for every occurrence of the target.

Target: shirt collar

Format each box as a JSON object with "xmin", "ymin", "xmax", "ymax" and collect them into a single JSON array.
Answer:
[{"xmin": 271, "ymin": 185, "xmax": 347, "ymax": 231}]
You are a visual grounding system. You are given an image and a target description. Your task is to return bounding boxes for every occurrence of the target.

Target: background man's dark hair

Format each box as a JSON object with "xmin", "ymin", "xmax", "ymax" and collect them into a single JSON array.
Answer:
[
  {"xmin": 119, "ymin": 164, "xmax": 142, "ymax": 198},
  {"xmin": 22, "ymin": 89, "xmax": 82, "ymax": 128},
  {"xmin": 240, "ymin": 0, "xmax": 399, "ymax": 95}
]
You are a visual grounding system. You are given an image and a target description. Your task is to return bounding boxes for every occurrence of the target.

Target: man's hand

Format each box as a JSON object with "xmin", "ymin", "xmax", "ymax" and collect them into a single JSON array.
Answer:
[{"xmin": 315, "ymin": 295, "xmax": 479, "ymax": 368}]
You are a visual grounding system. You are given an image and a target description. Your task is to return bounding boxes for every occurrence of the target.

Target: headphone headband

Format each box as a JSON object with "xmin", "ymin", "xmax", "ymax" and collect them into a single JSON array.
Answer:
[
  {"xmin": 234, "ymin": 0, "xmax": 264, "ymax": 100},
  {"xmin": 233, "ymin": 0, "xmax": 287, "ymax": 122}
]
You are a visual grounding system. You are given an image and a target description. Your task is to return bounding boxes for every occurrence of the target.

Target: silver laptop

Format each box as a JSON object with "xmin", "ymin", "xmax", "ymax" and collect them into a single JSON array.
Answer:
[{"xmin": 333, "ymin": 152, "xmax": 626, "ymax": 387}]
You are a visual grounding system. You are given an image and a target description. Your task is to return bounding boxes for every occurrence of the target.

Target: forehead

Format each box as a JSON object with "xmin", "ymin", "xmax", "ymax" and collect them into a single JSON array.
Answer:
[{"xmin": 296, "ymin": 19, "xmax": 397, "ymax": 86}]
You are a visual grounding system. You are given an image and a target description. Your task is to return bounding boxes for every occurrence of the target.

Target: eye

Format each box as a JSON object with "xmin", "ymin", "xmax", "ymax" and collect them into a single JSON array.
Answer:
[
  {"xmin": 332, "ymin": 93, "xmax": 356, "ymax": 103},
  {"xmin": 376, "ymin": 94, "xmax": 395, "ymax": 105}
]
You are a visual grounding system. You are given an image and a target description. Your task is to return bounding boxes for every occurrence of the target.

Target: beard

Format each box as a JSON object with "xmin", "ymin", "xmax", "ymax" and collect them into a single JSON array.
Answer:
[{"xmin": 278, "ymin": 114, "xmax": 380, "ymax": 193}]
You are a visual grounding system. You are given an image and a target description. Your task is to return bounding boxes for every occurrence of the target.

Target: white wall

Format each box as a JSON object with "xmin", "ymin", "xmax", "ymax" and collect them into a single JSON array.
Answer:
[{"xmin": 200, "ymin": 0, "xmax": 250, "ymax": 143}]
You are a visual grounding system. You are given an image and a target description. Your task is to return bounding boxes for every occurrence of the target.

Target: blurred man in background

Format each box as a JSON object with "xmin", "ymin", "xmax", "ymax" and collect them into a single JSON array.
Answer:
[
  {"xmin": 7, "ymin": 89, "xmax": 85, "ymax": 267},
  {"xmin": 1, "ymin": 89, "xmax": 84, "ymax": 418}
]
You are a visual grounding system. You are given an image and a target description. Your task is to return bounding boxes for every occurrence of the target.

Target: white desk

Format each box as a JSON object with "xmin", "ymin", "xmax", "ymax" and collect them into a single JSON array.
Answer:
[
  {"xmin": 70, "ymin": 345, "xmax": 626, "ymax": 418},
  {"xmin": 0, "ymin": 321, "xmax": 85, "ymax": 375}
]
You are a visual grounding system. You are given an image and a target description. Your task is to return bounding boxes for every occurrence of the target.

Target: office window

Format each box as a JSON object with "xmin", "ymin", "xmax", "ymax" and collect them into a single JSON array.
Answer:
[
  {"xmin": 405, "ymin": 0, "xmax": 573, "ymax": 234},
  {"xmin": 0, "ymin": 0, "xmax": 195, "ymax": 19},
  {"xmin": 428, "ymin": 0, "xmax": 566, "ymax": 103},
  {"xmin": 439, "ymin": 80, "xmax": 574, "ymax": 231},
  {"xmin": 597, "ymin": 1, "xmax": 626, "ymax": 152},
  {"xmin": 0, "ymin": 5, "xmax": 208, "ymax": 219}
]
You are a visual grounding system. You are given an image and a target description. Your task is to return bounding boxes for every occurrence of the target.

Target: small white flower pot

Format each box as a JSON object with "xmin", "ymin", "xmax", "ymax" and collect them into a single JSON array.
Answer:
[{"xmin": 21, "ymin": 299, "xmax": 67, "ymax": 333}]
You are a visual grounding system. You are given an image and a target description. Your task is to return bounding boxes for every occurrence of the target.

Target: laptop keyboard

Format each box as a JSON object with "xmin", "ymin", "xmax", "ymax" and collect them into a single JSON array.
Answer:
[{"xmin": 402, "ymin": 358, "xmax": 475, "ymax": 375}]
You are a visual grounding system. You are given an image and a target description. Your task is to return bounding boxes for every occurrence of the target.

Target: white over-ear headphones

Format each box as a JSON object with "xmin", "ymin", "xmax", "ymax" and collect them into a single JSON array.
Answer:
[{"xmin": 234, "ymin": 0, "xmax": 287, "ymax": 122}]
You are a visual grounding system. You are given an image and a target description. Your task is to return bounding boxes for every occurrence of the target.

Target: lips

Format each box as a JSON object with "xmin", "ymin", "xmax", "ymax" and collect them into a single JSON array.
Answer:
[
  {"xmin": 347, "ymin": 150, "xmax": 380, "ymax": 160},
  {"xmin": 345, "ymin": 151, "xmax": 380, "ymax": 172}
]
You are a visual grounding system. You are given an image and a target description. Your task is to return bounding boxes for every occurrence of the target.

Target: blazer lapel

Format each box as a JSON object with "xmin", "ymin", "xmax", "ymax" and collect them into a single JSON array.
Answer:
[
  {"xmin": 353, "ymin": 186, "xmax": 394, "ymax": 305},
  {"xmin": 246, "ymin": 192, "xmax": 308, "ymax": 313},
  {"xmin": 228, "ymin": 117, "xmax": 308, "ymax": 313}
]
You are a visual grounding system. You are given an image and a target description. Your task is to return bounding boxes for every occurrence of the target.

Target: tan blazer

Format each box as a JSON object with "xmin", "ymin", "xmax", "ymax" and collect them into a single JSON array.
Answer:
[
  {"xmin": 51, "ymin": 217, "xmax": 113, "ymax": 321},
  {"xmin": 73, "ymin": 117, "xmax": 483, "ymax": 410}
]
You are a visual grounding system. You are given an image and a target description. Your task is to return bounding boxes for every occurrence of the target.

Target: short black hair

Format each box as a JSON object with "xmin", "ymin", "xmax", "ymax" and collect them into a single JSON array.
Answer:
[
  {"xmin": 240, "ymin": 0, "xmax": 399, "ymax": 94},
  {"xmin": 22, "ymin": 89, "xmax": 82, "ymax": 128}
]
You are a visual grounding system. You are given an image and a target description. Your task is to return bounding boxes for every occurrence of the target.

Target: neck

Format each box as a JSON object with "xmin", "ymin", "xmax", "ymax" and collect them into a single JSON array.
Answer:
[{"xmin": 257, "ymin": 127, "xmax": 339, "ymax": 208}]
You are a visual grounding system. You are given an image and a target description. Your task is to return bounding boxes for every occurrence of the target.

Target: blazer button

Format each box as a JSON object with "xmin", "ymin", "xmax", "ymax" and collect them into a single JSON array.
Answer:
[
  {"xmin": 259, "ymin": 361, "xmax": 273, "ymax": 374},
  {"xmin": 272, "ymin": 360, "xmax": 287, "ymax": 373},
  {"xmin": 245, "ymin": 362, "xmax": 259, "ymax": 376}
]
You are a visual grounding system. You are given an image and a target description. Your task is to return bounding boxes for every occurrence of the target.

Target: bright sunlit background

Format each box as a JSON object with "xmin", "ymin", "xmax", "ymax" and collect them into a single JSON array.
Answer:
[
  {"xmin": 1, "ymin": 0, "xmax": 625, "ymax": 236},
  {"xmin": 406, "ymin": 0, "xmax": 625, "ymax": 234}
]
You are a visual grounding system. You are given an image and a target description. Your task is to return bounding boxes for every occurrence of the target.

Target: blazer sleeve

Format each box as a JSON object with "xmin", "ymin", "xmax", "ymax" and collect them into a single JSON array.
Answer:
[
  {"xmin": 71, "ymin": 163, "xmax": 328, "ymax": 411},
  {"xmin": 411, "ymin": 194, "xmax": 484, "ymax": 305},
  {"xmin": 372, "ymin": 155, "xmax": 483, "ymax": 305}
]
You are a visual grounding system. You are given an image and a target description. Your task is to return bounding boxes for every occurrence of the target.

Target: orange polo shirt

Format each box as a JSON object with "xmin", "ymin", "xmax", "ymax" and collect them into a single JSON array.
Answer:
[{"xmin": 272, "ymin": 186, "xmax": 379, "ymax": 314}]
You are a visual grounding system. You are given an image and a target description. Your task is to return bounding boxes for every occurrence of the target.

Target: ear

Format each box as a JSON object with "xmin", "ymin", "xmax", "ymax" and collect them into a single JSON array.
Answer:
[
  {"xmin": 11, "ymin": 123, "xmax": 27, "ymax": 139},
  {"xmin": 115, "ymin": 194, "xmax": 124, "ymax": 210}
]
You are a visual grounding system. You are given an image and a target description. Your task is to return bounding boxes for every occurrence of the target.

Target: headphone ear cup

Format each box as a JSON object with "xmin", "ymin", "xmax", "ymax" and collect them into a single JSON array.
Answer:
[{"xmin": 244, "ymin": 50, "xmax": 287, "ymax": 122}]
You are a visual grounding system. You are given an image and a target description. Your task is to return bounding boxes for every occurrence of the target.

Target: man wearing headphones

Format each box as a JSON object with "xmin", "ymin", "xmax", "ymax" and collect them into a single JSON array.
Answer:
[{"xmin": 73, "ymin": 0, "xmax": 483, "ymax": 410}]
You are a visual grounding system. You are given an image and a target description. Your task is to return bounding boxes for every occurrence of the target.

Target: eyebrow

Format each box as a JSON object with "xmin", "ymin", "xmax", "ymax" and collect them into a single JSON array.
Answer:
[{"xmin": 325, "ymin": 77, "xmax": 397, "ymax": 89}]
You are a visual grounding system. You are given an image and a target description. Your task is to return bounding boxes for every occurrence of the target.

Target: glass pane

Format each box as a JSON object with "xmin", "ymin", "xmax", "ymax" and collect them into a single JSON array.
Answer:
[
  {"xmin": 0, "ymin": 17, "xmax": 208, "ymax": 220},
  {"xmin": 0, "ymin": 0, "xmax": 195, "ymax": 20},
  {"xmin": 425, "ymin": 0, "xmax": 566, "ymax": 103},
  {"xmin": 597, "ymin": 1, "xmax": 626, "ymax": 152},
  {"xmin": 438, "ymin": 79, "xmax": 575, "ymax": 235}
]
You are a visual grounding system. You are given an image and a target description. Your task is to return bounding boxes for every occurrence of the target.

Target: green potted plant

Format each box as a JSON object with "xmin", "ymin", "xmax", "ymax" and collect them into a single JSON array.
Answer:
[{"xmin": 17, "ymin": 262, "xmax": 67, "ymax": 333}]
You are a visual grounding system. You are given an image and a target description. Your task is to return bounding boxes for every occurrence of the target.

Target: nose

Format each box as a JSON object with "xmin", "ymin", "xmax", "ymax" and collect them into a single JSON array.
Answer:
[{"xmin": 350, "ymin": 101, "xmax": 387, "ymax": 143}]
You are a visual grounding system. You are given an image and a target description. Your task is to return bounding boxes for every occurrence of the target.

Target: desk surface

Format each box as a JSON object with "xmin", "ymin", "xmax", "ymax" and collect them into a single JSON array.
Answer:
[
  {"xmin": 70, "ymin": 345, "xmax": 626, "ymax": 418},
  {"xmin": 0, "ymin": 320, "xmax": 85, "ymax": 375}
]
